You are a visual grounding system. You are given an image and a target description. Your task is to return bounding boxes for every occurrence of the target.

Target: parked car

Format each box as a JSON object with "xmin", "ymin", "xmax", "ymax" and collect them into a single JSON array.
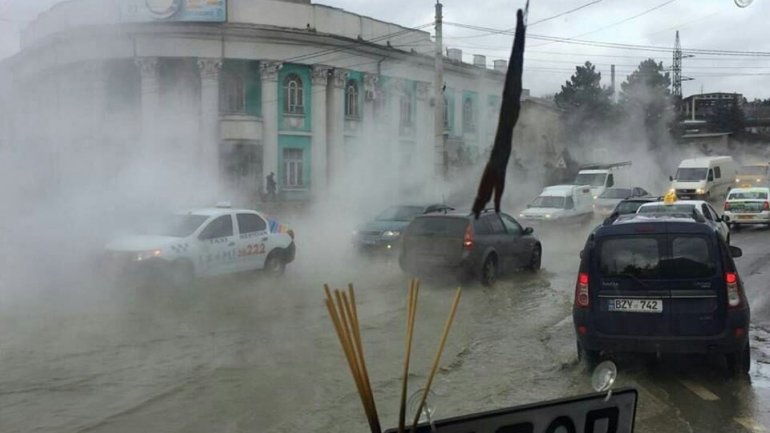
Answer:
[
  {"xmin": 724, "ymin": 187, "xmax": 770, "ymax": 228},
  {"xmin": 399, "ymin": 209, "xmax": 541, "ymax": 286},
  {"xmin": 593, "ymin": 187, "xmax": 650, "ymax": 217},
  {"xmin": 105, "ymin": 204, "xmax": 295, "ymax": 285},
  {"xmin": 573, "ymin": 213, "xmax": 750, "ymax": 376},
  {"xmin": 353, "ymin": 204, "xmax": 452, "ymax": 253},
  {"xmin": 637, "ymin": 196, "xmax": 731, "ymax": 244}
]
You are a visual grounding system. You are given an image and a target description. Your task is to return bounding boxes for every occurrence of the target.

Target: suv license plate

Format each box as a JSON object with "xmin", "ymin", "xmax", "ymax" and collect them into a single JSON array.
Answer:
[{"xmin": 608, "ymin": 298, "xmax": 663, "ymax": 313}]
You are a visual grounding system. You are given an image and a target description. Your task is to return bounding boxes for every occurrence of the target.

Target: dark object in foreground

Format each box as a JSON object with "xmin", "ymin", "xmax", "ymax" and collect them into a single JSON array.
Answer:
[
  {"xmin": 574, "ymin": 213, "xmax": 751, "ymax": 377},
  {"xmin": 386, "ymin": 387, "xmax": 637, "ymax": 433},
  {"xmin": 472, "ymin": 9, "xmax": 526, "ymax": 218}
]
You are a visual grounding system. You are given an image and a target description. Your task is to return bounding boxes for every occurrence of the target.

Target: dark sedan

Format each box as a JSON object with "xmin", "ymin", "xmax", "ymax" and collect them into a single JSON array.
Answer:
[
  {"xmin": 399, "ymin": 209, "xmax": 541, "ymax": 286},
  {"xmin": 353, "ymin": 204, "xmax": 451, "ymax": 253}
]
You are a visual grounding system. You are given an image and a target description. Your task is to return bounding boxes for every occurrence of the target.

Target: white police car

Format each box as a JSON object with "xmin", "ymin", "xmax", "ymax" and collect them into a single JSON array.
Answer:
[{"xmin": 105, "ymin": 204, "xmax": 295, "ymax": 285}]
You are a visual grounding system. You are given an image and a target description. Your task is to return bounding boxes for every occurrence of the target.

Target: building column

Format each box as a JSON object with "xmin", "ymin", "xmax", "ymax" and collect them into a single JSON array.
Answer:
[
  {"xmin": 326, "ymin": 68, "xmax": 346, "ymax": 187},
  {"xmin": 134, "ymin": 57, "xmax": 159, "ymax": 157},
  {"xmin": 415, "ymin": 81, "xmax": 434, "ymax": 179},
  {"xmin": 260, "ymin": 61, "xmax": 282, "ymax": 197},
  {"xmin": 198, "ymin": 58, "xmax": 222, "ymax": 189},
  {"xmin": 311, "ymin": 65, "xmax": 331, "ymax": 197}
]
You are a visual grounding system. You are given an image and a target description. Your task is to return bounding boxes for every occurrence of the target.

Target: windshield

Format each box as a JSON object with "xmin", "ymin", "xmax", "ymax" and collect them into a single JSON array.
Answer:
[
  {"xmin": 376, "ymin": 206, "xmax": 424, "ymax": 221},
  {"xmin": 599, "ymin": 188, "xmax": 633, "ymax": 199},
  {"xmin": 599, "ymin": 235, "xmax": 716, "ymax": 279},
  {"xmin": 738, "ymin": 165, "xmax": 767, "ymax": 176},
  {"xmin": 675, "ymin": 167, "xmax": 708, "ymax": 181},
  {"xmin": 531, "ymin": 195, "xmax": 565, "ymax": 208},
  {"xmin": 574, "ymin": 173, "xmax": 607, "ymax": 187},
  {"xmin": 728, "ymin": 191, "xmax": 768, "ymax": 200},
  {"xmin": 149, "ymin": 214, "xmax": 208, "ymax": 237}
]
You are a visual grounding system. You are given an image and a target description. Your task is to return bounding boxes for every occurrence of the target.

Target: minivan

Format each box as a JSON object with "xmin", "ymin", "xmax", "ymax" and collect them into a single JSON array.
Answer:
[{"xmin": 573, "ymin": 214, "xmax": 750, "ymax": 376}]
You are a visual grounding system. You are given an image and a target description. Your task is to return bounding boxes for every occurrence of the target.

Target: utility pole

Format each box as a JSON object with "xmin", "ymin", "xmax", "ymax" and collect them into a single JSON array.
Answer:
[
  {"xmin": 673, "ymin": 30, "xmax": 683, "ymax": 101},
  {"xmin": 610, "ymin": 64, "xmax": 616, "ymax": 103},
  {"xmin": 434, "ymin": 0, "xmax": 446, "ymax": 180}
]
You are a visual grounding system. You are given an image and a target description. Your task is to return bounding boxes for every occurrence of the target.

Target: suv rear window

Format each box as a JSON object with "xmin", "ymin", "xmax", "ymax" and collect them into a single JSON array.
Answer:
[
  {"xmin": 407, "ymin": 217, "xmax": 468, "ymax": 236},
  {"xmin": 598, "ymin": 235, "xmax": 716, "ymax": 279}
]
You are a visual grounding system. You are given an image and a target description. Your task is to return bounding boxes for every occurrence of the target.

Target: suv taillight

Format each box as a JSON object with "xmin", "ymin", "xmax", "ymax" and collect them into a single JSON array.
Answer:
[
  {"xmin": 575, "ymin": 272, "xmax": 590, "ymax": 308},
  {"xmin": 463, "ymin": 224, "xmax": 474, "ymax": 250},
  {"xmin": 764, "ymin": 201, "xmax": 770, "ymax": 211},
  {"xmin": 726, "ymin": 272, "xmax": 742, "ymax": 308},
  {"xmin": 724, "ymin": 202, "xmax": 730, "ymax": 211}
]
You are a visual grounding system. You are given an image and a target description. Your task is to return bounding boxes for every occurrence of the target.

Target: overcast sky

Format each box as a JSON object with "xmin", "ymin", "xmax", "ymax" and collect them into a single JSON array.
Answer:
[{"xmin": 2, "ymin": 0, "xmax": 770, "ymax": 99}]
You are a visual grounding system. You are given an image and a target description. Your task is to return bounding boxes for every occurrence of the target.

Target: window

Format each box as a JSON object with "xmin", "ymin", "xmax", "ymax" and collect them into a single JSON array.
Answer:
[
  {"xmin": 400, "ymin": 95, "xmax": 413, "ymax": 127},
  {"xmin": 408, "ymin": 217, "xmax": 468, "ymax": 236},
  {"xmin": 565, "ymin": 197, "xmax": 575, "ymax": 210},
  {"xmin": 701, "ymin": 204, "xmax": 714, "ymax": 220},
  {"xmin": 708, "ymin": 169, "xmax": 714, "ymax": 181},
  {"xmin": 221, "ymin": 71, "xmax": 245, "ymax": 113},
  {"xmin": 714, "ymin": 166, "xmax": 722, "ymax": 179},
  {"xmin": 237, "ymin": 213, "xmax": 267, "ymax": 234},
  {"xmin": 501, "ymin": 214, "xmax": 522, "ymax": 236},
  {"xmin": 484, "ymin": 214, "xmax": 506, "ymax": 234},
  {"xmin": 607, "ymin": 174, "xmax": 615, "ymax": 187},
  {"xmin": 472, "ymin": 218, "xmax": 491, "ymax": 235},
  {"xmin": 283, "ymin": 73, "xmax": 304, "ymax": 114},
  {"xmin": 599, "ymin": 236, "xmax": 661, "ymax": 279},
  {"xmin": 345, "ymin": 80, "xmax": 359, "ymax": 118},
  {"xmin": 199, "ymin": 215, "xmax": 234, "ymax": 240},
  {"xmin": 462, "ymin": 98, "xmax": 476, "ymax": 132},
  {"xmin": 670, "ymin": 236, "xmax": 716, "ymax": 278},
  {"xmin": 283, "ymin": 148, "xmax": 304, "ymax": 188}
]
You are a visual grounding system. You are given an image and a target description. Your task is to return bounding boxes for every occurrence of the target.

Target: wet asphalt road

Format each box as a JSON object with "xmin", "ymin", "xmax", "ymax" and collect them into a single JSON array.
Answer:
[{"xmin": 1, "ymin": 222, "xmax": 769, "ymax": 433}]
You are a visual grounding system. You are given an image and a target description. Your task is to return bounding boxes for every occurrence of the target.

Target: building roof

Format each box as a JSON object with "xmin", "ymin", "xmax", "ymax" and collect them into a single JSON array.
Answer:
[{"xmin": 681, "ymin": 132, "xmax": 732, "ymax": 139}]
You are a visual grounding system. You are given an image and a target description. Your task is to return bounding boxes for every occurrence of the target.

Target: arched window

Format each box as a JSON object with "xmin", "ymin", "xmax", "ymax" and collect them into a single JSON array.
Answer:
[
  {"xmin": 221, "ymin": 71, "xmax": 245, "ymax": 113},
  {"xmin": 283, "ymin": 73, "xmax": 304, "ymax": 114},
  {"xmin": 463, "ymin": 97, "xmax": 476, "ymax": 132},
  {"xmin": 400, "ymin": 95, "xmax": 413, "ymax": 128},
  {"xmin": 345, "ymin": 80, "xmax": 359, "ymax": 118}
]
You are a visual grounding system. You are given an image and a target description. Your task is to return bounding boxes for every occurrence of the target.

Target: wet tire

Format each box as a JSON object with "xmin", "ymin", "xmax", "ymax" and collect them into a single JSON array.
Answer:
[
  {"xmin": 480, "ymin": 255, "xmax": 497, "ymax": 287},
  {"xmin": 726, "ymin": 342, "xmax": 751, "ymax": 378},
  {"xmin": 264, "ymin": 251, "xmax": 286, "ymax": 277},
  {"xmin": 526, "ymin": 245, "xmax": 542, "ymax": 272},
  {"xmin": 577, "ymin": 342, "xmax": 600, "ymax": 369}
]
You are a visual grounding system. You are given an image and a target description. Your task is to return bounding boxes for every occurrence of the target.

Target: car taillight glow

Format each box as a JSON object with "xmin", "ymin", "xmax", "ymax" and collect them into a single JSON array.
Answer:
[
  {"xmin": 724, "ymin": 202, "xmax": 730, "ymax": 211},
  {"xmin": 463, "ymin": 224, "xmax": 474, "ymax": 250},
  {"xmin": 575, "ymin": 272, "xmax": 590, "ymax": 308},
  {"xmin": 726, "ymin": 272, "xmax": 741, "ymax": 308},
  {"xmin": 764, "ymin": 201, "xmax": 769, "ymax": 211}
]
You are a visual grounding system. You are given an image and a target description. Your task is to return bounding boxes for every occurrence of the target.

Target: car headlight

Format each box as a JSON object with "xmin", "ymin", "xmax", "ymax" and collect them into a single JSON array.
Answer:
[
  {"xmin": 593, "ymin": 195, "xmax": 598, "ymax": 200},
  {"xmin": 696, "ymin": 188, "xmax": 705, "ymax": 194},
  {"xmin": 735, "ymin": 178, "xmax": 740, "ymax": 182},
  {"xmin": 382, "ymin": 230, "xmax": 401, "ymax": 238},
  {"xmin": 519, "ymin": 213, "xmax": 525, "ymax": 218},
  {"xmin": 545, "ymin": 214, "xmax": 552, "ymax": 219},
  {"xmin": 135, "ymin": 249, "xmax": 162, "ymax": 261},
  {"xmin": 669, "ymin": 188, "xmax": 676, "ymax": 193}
]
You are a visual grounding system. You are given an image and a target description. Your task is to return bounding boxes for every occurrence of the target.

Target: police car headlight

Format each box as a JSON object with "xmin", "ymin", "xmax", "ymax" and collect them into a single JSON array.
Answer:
[
  {"xmin": 135, "ymin": 249, "xmax": 162, "ymax": 261},
  {"xmin": 383, "ymin": 230, "xmax": 401, "ymax": 238}
]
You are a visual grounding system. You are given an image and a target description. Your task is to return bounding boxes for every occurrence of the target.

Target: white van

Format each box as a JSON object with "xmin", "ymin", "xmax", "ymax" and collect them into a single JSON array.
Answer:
[
  {"xmin": 670, "ymin": 156, "xmax": 737, "ymax": 200},
  {"xmin": 519, "ymin": 185, "xmax": 594, "ymax": 223},
  {"xmin": 573, "ymin": 162, "xmax": 632, "ymax": 199}
]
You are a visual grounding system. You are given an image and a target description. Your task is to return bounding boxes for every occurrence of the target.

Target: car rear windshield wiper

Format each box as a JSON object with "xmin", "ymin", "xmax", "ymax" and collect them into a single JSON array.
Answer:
[{"xmin": 614, "ymin": 272, "xmax": 653, "ymax": 290}]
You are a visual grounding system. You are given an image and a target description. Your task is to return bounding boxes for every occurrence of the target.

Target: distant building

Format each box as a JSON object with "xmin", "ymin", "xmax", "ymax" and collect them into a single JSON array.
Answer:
[
  {"xmin": 0, "ymin": 0, "xmax": 521, "ymax": 205},
  {"xmin": 681, "ymin": 92, "xmax": 744, "ymax": 121}
]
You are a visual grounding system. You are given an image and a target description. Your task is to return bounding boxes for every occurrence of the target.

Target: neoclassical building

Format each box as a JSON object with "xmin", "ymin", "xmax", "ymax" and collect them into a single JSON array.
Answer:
[{"xmin": 0, "ymin": 0, "xmax": 518, "ymax": 204}]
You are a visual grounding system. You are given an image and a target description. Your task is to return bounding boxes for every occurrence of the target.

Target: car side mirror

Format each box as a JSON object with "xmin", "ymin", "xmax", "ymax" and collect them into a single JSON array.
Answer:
[
  {"xmin": 526, "ymin": 204, "xmax": 532, "ymax": 208},
  {"xmin": 523, "ymin": 227, "xmax": 534, "ymax": 235},
  {"xmin": 729, "ymin": 246, "xmax": 742, "ymax": 258},
  {"xmin": 669, "ymin": 175, "xmax": 673, "ymax": 182}
]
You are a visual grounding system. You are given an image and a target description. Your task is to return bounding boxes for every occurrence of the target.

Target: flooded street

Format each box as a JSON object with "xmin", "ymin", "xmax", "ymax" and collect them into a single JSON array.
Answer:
[{"xmin": 1, "ymin": 222, "xmax": 768, "ymax": 433}]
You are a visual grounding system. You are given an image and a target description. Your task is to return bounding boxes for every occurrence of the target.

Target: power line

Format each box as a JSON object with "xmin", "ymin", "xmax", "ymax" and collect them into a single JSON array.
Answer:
[{"xmin": 528, "ymin": 0, "xmax": 604, "ymax": 26}]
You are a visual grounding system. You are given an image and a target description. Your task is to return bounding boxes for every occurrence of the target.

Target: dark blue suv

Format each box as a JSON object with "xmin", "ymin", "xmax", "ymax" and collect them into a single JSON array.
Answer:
[{"xmin": 573, "ymin": 214, "xmax": 751, "ymax": 376}]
